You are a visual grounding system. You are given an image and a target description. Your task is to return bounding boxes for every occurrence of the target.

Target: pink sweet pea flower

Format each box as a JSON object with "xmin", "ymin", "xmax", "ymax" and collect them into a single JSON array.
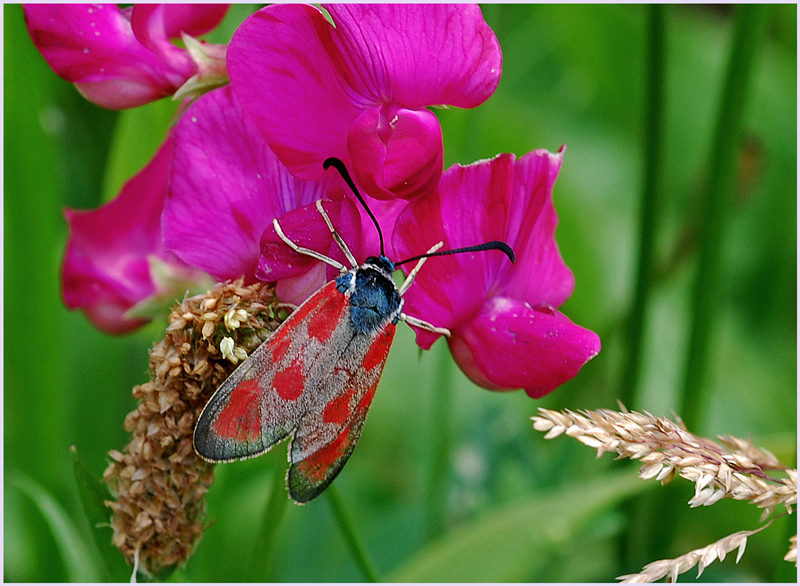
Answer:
[
  {"xmin": 227, "ymin": 3, "xmax": 501, "ymax": 202},
  {"xmin": 23, "ymin": 4, "xmax": 228, "ymax": 109},
  {"xmin": 62, "ymin": 136, "xmax": 206, "ymax": 334},
  {"xmin": 393, "ymin": 149, "xmax": 601, "ymax": 398},
  {"xmin": 163, "ymin": 85, "xmax": 379, "ymax": 306}
]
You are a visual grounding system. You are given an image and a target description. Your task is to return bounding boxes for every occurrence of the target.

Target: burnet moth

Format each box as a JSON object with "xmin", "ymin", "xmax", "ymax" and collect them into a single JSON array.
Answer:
[{"xmin": 193, "ymin": 157, "xmax": 515, "ymax": 503}]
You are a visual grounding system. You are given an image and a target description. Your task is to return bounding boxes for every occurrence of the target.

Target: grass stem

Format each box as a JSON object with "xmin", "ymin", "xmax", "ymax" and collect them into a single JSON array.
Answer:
[
  {"xmin": 327, "ymin": 484, "xmax": 381, "ymax": 582},
  {"xmin": 620, "ymin": 9, "xmax": 668, "ymax": 572},
  {"xmin": 620, "ymin": 3, "xmax": 666, "ymax": 410},
  {"xmin": 678, "ymin": 4, "xmax": 771, "ymax": 432}
]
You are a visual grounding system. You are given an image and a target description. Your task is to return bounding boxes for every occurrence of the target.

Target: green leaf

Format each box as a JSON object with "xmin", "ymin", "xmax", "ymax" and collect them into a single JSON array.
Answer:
[
  {"xmin": 71, "ymin": 446, "xmax": 131, "ymax": 582},
  {"xmin": 388, "ymin": 469, "xmax": 651, "ymax": 582},
  {"xmin": 9, "ymin": 470, "xmax": 103, "ymax": 583}
]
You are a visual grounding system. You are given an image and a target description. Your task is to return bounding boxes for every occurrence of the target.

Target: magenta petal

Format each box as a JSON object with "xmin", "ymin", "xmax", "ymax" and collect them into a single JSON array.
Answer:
[
  {"xmin": 131, "ymin": 4, "xmax": 228, "ymax": 45},
  {"xmin": 23, "ymin": 4, "xmax": 188, "ymax": 109},
  {"xmin": 129, "ymin": 4, "xmax": 228, "ymax": 77},
  {"xmin": 450, "ymin": 298, "xmax": 601, "ymax": 397},
  {"xmin": 395, "ymin": 150, "xmax": 575, "ymax": 330},
  {"xmin": 228, "ymin": 3, "xmax": 499, "ymax": 187},
  {"xmin": 258, "ymin": 196, "xmax": 362, "ymax": 283},
  {"xmin": 393, "ymin": 149, "xmax": 600, "ymax": 396},
  {"xmin": 227, "ymin": 4, "xmax": 360, "ymax": 179},
  {"xmin": 258, "ymin": 196, "xmax": 362, "ymax": 305},
  {"xmin": 501, "ymin": 147, "xmax": 575, "ymax": 306},
  {"xmin": 393, "ymin": 154, "xmax": 518, "ymax": 336},
  {"xmin": 327, "ymin": 4, "xmax": 502, "ymax": 108},
  {"xmin": 165, "ymin": 86, "xmax": 338, "ymax": 282},
  {"xmin": 61, "ymin": 137, "xmax": 173, "ymax": 334},
  {"xmin": 348, "ymin": 107, "xmax": 443, "ymax": 201}
]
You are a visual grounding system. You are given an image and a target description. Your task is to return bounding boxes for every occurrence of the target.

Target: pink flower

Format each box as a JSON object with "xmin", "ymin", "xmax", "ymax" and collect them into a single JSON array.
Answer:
[
  {"xmin": 62, "ymin": 136, "xmax": 205, "ymax": 334},
  {"xmin": 227, "ymin": 4, "xmax": 501, "ymax": 202},
  {"xmin": 393, "ymin": 149, "xmax": 601, "ymax": 397},
  {"xmin": 163, "ymin": 85, "xmax": 376, "ymax": 306},
  {"xmin": 23, "ymin": 4, "xmax": 228, "ymax": 109}
]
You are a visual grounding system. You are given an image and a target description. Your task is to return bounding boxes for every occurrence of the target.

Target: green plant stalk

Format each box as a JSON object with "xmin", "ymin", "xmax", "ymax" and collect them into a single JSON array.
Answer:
[
  {"xmin": 326, "ymin": 484, "xmax": 381, "ymax": 582},
  {"xmin": 425, "ymin": 340, "xmax": 454, "ymax": 540},
  {"xmin": 620, "ymin": 8, "xmax": 667, "ymax": 573},
  {"xmin": 245, "ymin": 457, "xmax": 290, "ymax": 581},
  {"xmin": 620, "ymin": 3, "xmax": 666, "ymax": 409},
  {"xmin": 638, "ymin": 5, "xmax": 775, "ymax": 568},
  {"xmin": 679, "ymin": 4, "xmax": 772, "ymax": 432}
]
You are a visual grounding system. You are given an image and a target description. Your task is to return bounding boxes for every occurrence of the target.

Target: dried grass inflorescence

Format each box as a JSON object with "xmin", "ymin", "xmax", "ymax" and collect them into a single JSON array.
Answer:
[
  {"xmin": 103, "ymin": 280, "xmax": 285, "ymax": 576},
  {"xmin": 532, "ymin": 407, "xmax": 797, "ymax": 582},
  {"xmin": 617, "ymin": 524, "xmax": 770, "ymax": 583}
]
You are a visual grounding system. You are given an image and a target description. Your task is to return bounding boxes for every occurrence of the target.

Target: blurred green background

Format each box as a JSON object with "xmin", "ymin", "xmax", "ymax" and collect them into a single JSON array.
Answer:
[{"xmin": 4, "ymin": 4, "xmax": 796, "ymax": 582}]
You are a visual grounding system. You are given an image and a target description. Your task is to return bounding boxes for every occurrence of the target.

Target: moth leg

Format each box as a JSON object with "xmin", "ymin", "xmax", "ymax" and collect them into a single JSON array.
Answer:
[
  {"xmin": 273, "ymin": 216, "xmax": 346, "ymax": 271},
  {"xmin": 401, "ymin": 313, "xmax": 451, "ymax": 337},
  {"xmin": 398, "ymin": 241, "xmax": 444, "ymax": 295},
  {"xmin": 314, "ymin": 200, "xmax": 359, "ymax": 269}
]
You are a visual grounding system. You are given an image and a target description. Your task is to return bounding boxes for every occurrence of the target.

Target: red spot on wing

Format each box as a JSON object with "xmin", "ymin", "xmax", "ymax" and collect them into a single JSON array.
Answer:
[
  {"xmin": 212, "ymin": 378, "xmax": 262, "ymax": 441},
  {"xmin": 266, "ymin": 318, "xmax": 291, "ymax": 346},
  {"xmin": 357, "ymin": 387, "xmax": 377, "ymax": 416},
  {"xmin": 262, "ymin": 281, "xmax": 353, "ymax": 405},
  {"xmin": 297, "ymin": 426, "xmax": 350, "ymax": 483},
  {"xmin": 289, "ymin": 366, "xmax": 382, "ymax": 500},
  {"xmin": 266, "ymin": 281, "xmax": 339, "ymax": 346},
  {"xmin": 269, "ymin": 281, "xmax": 347, "ymax": 351},
  {"xmin": 362, "ymin": 325, "xmax": 395, "ymax": 372},
  {"xmin": 290, "ymin": 283, "xmax": 335, "ymax": 321},
  {"xmin": 322, "ymin": 388, "xmax": 354, "ymax": 425},
  {"xmin": 306, "ymin": 292, "xmax": 347, "ymax": 343},
  {"xmin": 294, "ymin": 282, "xmax": 341, "ymax": 323},
  {"xmin": 271, "ymin": 334, "xmax": 291, "ymax": 364},
  {"xmin": 272, "ymin": 357, "xmax": 305, "ymax": 401}
]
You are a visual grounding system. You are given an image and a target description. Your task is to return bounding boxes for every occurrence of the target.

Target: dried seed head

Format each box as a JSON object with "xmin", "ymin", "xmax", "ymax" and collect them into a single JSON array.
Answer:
[
  {"xmin": 104, "ymin": 279, "xmax": 282, "ymax": 576},
  {"xmin": 785, "ymin": 535, "xmax": 797, "ymax": 565},
  {"xmin": 531, "ymin": 407, "xmax": 797, "ymax": 515},
  {"xmin": 532, "ymin": 407, "xmax": 797, "ymax": 582}
]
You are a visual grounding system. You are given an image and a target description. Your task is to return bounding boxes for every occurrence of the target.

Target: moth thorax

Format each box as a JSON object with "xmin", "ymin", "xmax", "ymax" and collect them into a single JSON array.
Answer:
[{"xmin": 347, "ymin": 259, "xmax": 403, "ymax": 334}]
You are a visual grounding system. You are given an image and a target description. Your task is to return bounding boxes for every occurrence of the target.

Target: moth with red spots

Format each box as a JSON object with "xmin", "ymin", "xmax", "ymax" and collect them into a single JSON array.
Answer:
[{"xmin": 194, "ymin": 158, "xmax": 514, "ymax": 503}]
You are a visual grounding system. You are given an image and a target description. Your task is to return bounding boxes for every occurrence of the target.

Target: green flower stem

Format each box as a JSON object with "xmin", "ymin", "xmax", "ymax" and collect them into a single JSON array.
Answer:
[
  {"xmin": 621, "ymin": 3, "xmax": 666, "ymax": 409},
  {"xmin": 679, "ymin": 4, "xmax": 771, "ymax": 432},
  {"xmin": 245, "ymin": 457, "xmax": 290, "ymax": 581},
  {"xmin": 326, "ymin": 484, "xmax": 381, "ymax": 582},
  {"xmin": 425, "ymin": 340, "xmax": 454, "ymax": 540}
]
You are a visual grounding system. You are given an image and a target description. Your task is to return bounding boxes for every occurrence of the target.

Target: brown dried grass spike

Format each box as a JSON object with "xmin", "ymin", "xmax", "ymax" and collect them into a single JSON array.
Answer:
[{"xmin": 103, "ymin": 279, "xmax": 283, "ymax": 576}]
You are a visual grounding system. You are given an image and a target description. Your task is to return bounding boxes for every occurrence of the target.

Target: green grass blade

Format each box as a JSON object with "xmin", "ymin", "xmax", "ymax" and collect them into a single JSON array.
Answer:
[
  {"xmin": 620, "ymin": 4, "xmax": 666, "ymax": 409},
  {"xmin": 10, "ymin": 470, "xmax": 104, "ymax": 583},
  {"xmin": 71, "ymin": 446, "xmax": 131, "ymax": 581},
  {"xmin": 327, "ymin": 484, "xmax": 381, "ymax": 582},
  {"xmin": 679, "ymin": 5, "xmax": 772, "ymax": 431},
  {"xmin": 388, "ymin": 469, "xmax": 650, "ymax": 582}
]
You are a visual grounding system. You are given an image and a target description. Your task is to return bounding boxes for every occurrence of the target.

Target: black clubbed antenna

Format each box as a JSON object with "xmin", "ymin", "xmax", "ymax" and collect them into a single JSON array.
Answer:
[
  {"xmin": 395, "ymin": 240, "xmax": 515, "ymax": 267},
  {"xmin": 323, "ymin": 157, "xmax": 385, "ymax": 257}
]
